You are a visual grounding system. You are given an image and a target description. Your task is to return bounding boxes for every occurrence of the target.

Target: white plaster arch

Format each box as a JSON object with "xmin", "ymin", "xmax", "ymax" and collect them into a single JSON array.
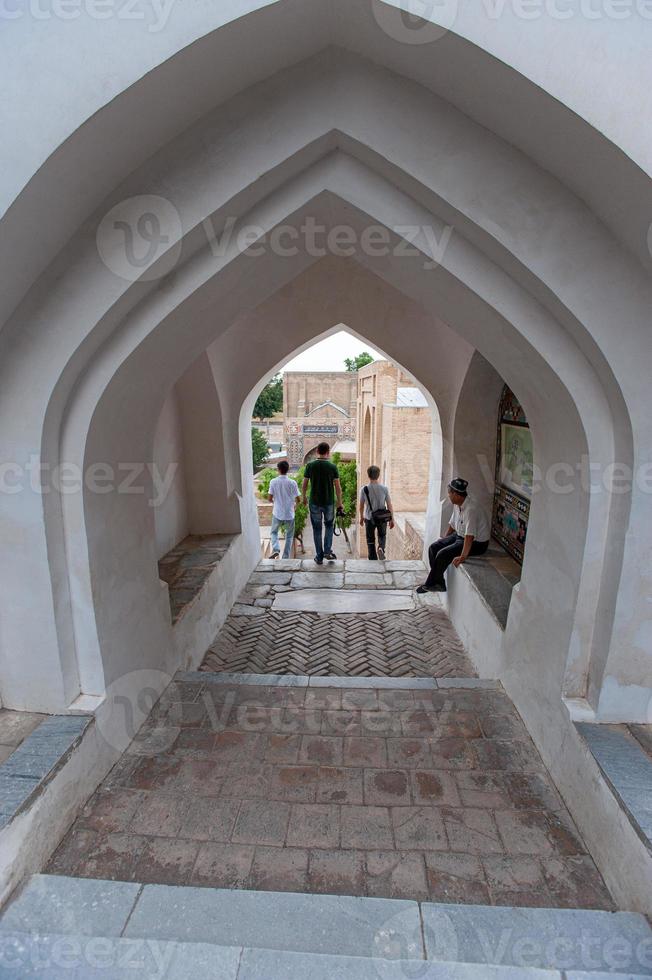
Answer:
[
  {"xmin": 233, "ymin": 314, "xmax": 447, "ymax": 554},
  {"xmin": 62, "ymin": 222, "xmax": 589, "ymax": 704},
  {"xmin": 0, "ymin": 57, "xmax": 642, "ymax": 728},
  {"xmin": 2, "ymin": 0, "xmax": 651, "ymax": 332}
]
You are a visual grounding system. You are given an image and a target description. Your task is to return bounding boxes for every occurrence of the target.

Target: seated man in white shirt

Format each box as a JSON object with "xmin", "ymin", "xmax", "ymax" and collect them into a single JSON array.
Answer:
[
  {"xmin": 268, "ymin": 460, "xmax": 300, "ymax": 559},
  {"xmin": 417, "ymin": 477, "xmax": 490, "ymax": 593}
]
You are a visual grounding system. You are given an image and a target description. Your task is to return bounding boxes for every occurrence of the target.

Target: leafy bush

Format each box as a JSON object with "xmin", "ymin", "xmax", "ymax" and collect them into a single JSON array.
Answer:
[
  {"xmin": 257, "ymin": 467, "xmax": 277, "ymax": 497},
  {"xmin": 332, "ymin": 453, "xmax": 357, "ymax": 529}
]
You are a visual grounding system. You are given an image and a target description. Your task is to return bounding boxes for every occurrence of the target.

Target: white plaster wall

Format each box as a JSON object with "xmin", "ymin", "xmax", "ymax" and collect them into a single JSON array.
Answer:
[
  {"xmin": 152, "ymin": 386, "xmax": 188, "ymax": 559},
  {"xmin": 452, "ymin": 352, "xmax": 504, "ymax": 523},
  {"xmin": 175, "ymin": 353, "xmax": 242, "ymax": 537},
  {"xmin": 446, "ymin": 567, "xmax": 507, "ymax": 679},
  {"xmin": 446, "ymin": 567, "xmax": 652, "ymax": 916}
]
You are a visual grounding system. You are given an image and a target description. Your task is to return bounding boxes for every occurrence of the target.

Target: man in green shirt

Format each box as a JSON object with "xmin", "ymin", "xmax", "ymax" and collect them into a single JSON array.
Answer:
[{"xmin": 301, "ymin": 442, "xmax": 343, "ymax": 565}]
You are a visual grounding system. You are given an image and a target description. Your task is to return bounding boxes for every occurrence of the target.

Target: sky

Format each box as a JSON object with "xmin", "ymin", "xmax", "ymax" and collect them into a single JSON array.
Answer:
[{"xmin": 281, "ymin": 328, "xmax": 383, "ymax": 373}]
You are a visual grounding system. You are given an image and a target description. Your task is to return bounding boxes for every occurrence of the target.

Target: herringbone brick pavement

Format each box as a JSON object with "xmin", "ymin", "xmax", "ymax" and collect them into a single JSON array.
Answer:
[{"xmin": 202, "ymin": 606, "xmax": 474, "ymax": 678}]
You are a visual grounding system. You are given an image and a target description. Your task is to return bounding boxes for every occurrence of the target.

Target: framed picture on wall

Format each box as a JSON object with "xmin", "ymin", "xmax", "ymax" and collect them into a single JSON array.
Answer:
[{"xmin": 499, "ymin": 422, "xmax": 534, "ymax": 500}]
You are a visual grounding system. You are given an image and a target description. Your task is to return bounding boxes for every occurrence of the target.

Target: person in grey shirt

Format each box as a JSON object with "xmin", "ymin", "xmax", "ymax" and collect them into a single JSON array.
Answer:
[{"xmin": 359, "ymin": 465, "xmax": 394, "ymax": 561}]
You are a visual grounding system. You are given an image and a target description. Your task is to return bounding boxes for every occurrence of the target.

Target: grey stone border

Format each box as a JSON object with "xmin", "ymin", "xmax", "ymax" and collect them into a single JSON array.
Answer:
[
  {"xmin": 576, "ymin": 722, "xmax": 652, "ymax": 853},
  {"xmin": 2, "ymin": 875, "xmax": 651, "ymax": 976},
  {"xmin": 179, "ymin": 671, "xmax": 501, "ymax": 691},
  {"xmin": 0, "ymin": 715, "xmax": 92, "ymax": 831}
]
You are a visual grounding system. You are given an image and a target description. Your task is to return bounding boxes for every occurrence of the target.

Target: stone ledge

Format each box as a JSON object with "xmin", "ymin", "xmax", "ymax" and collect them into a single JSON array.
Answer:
[
  {"xmin": 454, "ymin": 542, "xmax": 521, "ymax": 632},
  {"xmin": 576, "ymin": 723, "xmax": 652, "ymax": 854},
  {"xmin": 0, "ymin": 715, "xmax": 93, "ymax": 830},
  {"xmin": 158, "ymin": 533, "xmax": 240, "ymax": 623}
]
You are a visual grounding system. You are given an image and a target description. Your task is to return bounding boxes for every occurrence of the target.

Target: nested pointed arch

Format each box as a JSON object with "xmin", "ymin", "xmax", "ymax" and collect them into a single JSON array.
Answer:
[
  {"xmin": 0, "ymin": 51, "xmax": 646, "ymax": 732},
  {"xmin": 59, "ymin": 201, "xmax": 602, "ymax": 709},
  {"xmin": 3, "ymin": 0, "xmax": 651, "ymax": 331}
]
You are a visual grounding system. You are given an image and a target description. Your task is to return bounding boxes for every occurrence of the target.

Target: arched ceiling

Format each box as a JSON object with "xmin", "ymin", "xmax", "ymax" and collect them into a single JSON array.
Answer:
[{"xmin": 1, "ymin": 0, "xmax": 651, "ymax": 332}]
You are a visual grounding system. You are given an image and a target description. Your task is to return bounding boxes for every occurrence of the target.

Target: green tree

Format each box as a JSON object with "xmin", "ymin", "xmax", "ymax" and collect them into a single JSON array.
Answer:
[
  {"xmin": 344, "ymin": 352, "xmax": 374, "ymax": 372},
  {"xmin": 253, "ymin": 374, "xmax": 283, "ymax": 420},
  {"xmin": 251, "ymin": 428, "xmax": 270, "ymax": 469}
]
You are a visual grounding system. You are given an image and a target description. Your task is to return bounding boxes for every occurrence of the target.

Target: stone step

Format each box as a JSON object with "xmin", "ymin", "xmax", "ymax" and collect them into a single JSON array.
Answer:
[
  {"xmin": 181, "ymin": 669, "xmax": 500, "ymax": 690},
  {"xmin": 8, "ymin": 936, "xmax": 644, "ymax": 980},
  {"xmin": 1, "ymin": 875, "xmax": 651, "ymax": 976},
  {"xmin": 0, "ymin": 932, "xmax": 601, "ymax": 979}
]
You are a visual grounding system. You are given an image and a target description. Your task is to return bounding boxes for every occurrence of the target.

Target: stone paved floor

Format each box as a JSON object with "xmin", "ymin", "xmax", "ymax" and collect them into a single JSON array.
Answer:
[
  {"xmin": 48, "ymin": 678, "xmax": 614, "ymax": 909},
  {"xmin": 203, "ymin": 608, "xmax": 473, "ymax": 678},
  {"xmin": 201, "ymin": 559, "xmax": 474, "ymax": 678}
]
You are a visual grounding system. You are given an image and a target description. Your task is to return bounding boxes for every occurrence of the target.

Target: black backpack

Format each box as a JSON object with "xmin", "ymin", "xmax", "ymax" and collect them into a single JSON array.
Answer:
[{"xmin": 363, "ymin": 486, "xmax": 392, "ymax": 526}]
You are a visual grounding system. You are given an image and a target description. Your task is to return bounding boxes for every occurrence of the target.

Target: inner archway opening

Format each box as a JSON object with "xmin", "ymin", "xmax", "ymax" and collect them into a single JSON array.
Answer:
[{"xmin": 247, "ymin": 326, "xmax": 440, "ymax": 564}]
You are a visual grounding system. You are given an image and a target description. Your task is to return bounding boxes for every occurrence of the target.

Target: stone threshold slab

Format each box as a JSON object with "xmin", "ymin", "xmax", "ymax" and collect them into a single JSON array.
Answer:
[
  {"xmin": 422, "ymin": 903, "xmax": 652, "ymax": 975},
  {"xmin": 180, "ymin": 671, "xmax": 499, "ymax": 690},
  {"xmin": 124, "ymin": 885, "xmax": 423, "ymax": 959},
  {"xmin": 272, "ymin": 588, "xmax": 414, "ymax": 613},
  {"xmin": 4, "ymin": 877, "xmax": 650, "ymax": 976}
]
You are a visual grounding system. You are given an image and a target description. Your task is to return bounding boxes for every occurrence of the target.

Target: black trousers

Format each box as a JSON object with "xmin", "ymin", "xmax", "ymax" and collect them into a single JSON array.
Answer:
[
  {"xmin": 365, "ymin": 519, "xmax": 387, "ymax": 561},
  {"xmin": 425, "ymin": 534, "xmax": 489, "ymax": 589}
]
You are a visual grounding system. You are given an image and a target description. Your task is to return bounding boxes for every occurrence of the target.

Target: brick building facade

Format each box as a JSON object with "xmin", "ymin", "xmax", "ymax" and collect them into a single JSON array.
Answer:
[
  {"xmin": 283, "ymin": 371, "xmax": 357, "ymax": 467},
  {"xmin": 357, "ymin": 360, "xmax": 432, "ymax": 511},
  {"xmin": 356, "ymin": 361, "xmax": 432, "ymax": 558}
]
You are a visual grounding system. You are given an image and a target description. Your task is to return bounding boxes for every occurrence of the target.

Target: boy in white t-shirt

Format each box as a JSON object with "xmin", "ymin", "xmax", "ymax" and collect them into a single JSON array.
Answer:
[{"xmin": 268, "ymin": 460, "xmax": 300, "ymax": 559}]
